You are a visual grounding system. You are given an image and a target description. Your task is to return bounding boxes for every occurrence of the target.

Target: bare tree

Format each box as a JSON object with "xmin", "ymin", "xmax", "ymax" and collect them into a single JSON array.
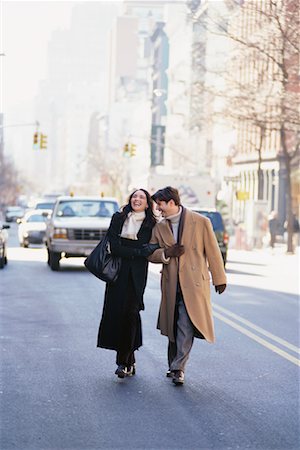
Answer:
[
  {"xmin": 189, "ymin": 0, "xmax": 300, "ymax": 252},
  {"xmin": 0, "ymin": 155, "xmax": 22, "ymax": 208}
]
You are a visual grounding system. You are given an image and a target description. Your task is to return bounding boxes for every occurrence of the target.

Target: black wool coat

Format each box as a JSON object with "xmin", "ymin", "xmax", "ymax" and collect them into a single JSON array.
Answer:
[{"xmin": 97, "ymin": 212, "xmax": 154, "ymax": 351}]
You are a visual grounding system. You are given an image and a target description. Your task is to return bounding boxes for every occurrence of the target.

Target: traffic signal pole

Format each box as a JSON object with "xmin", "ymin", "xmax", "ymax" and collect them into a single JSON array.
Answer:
[
  {"xmin": 0, "ymin": 121, "xmax": 48, "ymax": 151},
  {"xmin": 0, "ymin": 120, "xmax": 40, "ymax": 129}
]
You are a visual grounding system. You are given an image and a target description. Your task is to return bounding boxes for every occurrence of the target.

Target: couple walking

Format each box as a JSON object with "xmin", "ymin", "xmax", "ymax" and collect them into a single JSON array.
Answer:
[{"xmin": 97, "ymin": 186, "xmax": 227, "ymax": 385}]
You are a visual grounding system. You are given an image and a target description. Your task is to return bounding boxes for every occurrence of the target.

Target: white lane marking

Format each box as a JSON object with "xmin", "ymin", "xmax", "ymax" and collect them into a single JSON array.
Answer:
[
  {"xmin": 214, "ymin": 304, "xmax": 300, "ymax": 355},
  {"xmin": 214, "ymin": 312, "xmax": 300, "ymax": 367}
]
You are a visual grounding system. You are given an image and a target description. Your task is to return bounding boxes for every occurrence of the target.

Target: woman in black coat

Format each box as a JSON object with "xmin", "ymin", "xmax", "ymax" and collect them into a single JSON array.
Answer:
[{"xmin": 97, "ymin": 189, "xmax": 158, "ymax": 378}]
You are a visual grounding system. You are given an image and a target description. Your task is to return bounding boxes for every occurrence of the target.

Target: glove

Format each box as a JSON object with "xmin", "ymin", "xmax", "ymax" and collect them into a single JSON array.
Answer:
[
  {"xmin": 165, "ymin": 244, "xmax": 185, "ymax": 258},
  {"xmin": 139, "ymin": 243, "xmax": 160, "ymax": 257},
  {"xmin": 215, "ymin": 284, "xmax": 226, "ymax": 294}
]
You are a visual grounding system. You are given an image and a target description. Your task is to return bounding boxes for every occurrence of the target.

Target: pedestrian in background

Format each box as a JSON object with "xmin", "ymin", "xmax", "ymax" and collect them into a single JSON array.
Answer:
[
  {"xmin": 97, "ymin": 189, "xmax": 159, "ymax": 378},
  {"xmin": 284, "ymin": 214, "xmax": 300, "ymax": 249},
  {"xmin": 268, "ymin": 211, "xmax": 279, "ymax": 249},
  {"xmin": 148, "ymin": 186, "xmax": 227, "ymax": 385}
]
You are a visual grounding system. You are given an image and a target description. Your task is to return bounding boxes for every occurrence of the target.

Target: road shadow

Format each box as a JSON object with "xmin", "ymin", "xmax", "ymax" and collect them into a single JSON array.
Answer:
[
  {"xmin": 225, "ymin": 268, "xmax": 264, "ymax": 277},
  {"xmin": 58, "ymin": 265, "xmax": 87, "ymax": 272},
  {"xmin": 227, "ymin": 260, "xmax": 266, "ymax": 267}
]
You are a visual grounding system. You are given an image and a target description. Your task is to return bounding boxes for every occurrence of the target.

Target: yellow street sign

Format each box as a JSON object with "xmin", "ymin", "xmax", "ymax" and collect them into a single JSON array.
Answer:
[{"xmin": 236, "ymin": 191, "xmax": 250, "ymax": 201}]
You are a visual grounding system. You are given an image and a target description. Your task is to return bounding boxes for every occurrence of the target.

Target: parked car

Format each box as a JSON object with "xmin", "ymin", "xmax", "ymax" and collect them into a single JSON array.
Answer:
[
  {"xmin": 17, "ymin": 209, "xmax": 51, "ymax": 247},
  {"xmin": 0, "ymin": 222, "xmax": 10, "ymax": 269},
  {"xmin": 193, "ymin": 208, "xmax": 229, "ymax": 267},
  {"xmin": 5, "ymin": 206, "xmax": 25, "ymax": 222},
  {"xmin": 45, "ymin": 196, "xmax": 119, "ymax": 270}
]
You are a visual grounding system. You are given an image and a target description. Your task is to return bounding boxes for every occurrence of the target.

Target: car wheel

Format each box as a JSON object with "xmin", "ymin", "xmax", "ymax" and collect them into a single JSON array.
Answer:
[
  {"xmin": 49, "ymin": 251, "xmax": 60, "ymax": 271},
  {"xmin": 0, "ymin": 256, "xmax": 4, "ymax": 269}
]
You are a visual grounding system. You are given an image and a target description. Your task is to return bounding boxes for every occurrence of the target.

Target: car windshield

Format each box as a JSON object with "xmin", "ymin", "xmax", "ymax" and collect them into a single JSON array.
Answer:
[
  {"xmin": 35, "ymin": 202, "xmax": 55, "ymax": 210},
  {"xmin": 197, "ymin": 211, "xmax": 224, "ymax": 231},
  {"xmin": 56, "ymin": 200, "xmax": 118, "ymax": 218},
  {"xmin": 27, "ymin": 214, "xmax": 46, "ymax": 223}
]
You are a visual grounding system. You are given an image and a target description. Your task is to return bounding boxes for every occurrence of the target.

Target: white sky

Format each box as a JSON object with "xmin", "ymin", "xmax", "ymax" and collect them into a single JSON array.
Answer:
[
  {"xmin": 1, "ymin": 0, "xmax": 122, "ymax": 174},
  {"xmin": 1, "ymin": 0, "xmax": 76, "ymax": 113}
]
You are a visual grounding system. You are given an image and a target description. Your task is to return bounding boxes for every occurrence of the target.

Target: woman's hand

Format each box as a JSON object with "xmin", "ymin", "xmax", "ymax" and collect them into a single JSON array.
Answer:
[{"xmin": 140, "ymin": 243, "xmax": 160, "ymax": 257}]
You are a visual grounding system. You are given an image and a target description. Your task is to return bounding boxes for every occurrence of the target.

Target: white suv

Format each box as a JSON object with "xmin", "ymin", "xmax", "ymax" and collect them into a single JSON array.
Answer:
[{"xmin": 45, "ymin": 196, "xmax": 119, "ymax": 270}]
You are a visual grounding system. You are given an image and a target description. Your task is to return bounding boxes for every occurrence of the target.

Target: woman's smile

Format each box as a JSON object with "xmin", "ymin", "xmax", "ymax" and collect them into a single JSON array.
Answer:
[{"xmin": 131, "ymin": 190, "xmax": 148, "ymax": 212}]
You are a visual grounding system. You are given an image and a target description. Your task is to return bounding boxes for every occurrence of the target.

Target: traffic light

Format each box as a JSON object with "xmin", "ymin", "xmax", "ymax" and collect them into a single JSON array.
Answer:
[
  {"xmin": 40, "ymin": 133, "xmax": 47, "ymax": 150},
  {"xmin": 33, "ymin": 132, "xmax": 39, "ymax": 146},
  {"xmin": 123, "ymin": 143, "xmax": 129, "ymax": 155},
  {"xmin": 130, "ymin": 143, "xmax": 136, "ymax": 157}
]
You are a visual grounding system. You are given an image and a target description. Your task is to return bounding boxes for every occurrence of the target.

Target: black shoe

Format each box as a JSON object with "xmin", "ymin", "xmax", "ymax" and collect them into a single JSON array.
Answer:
[
  {"xmin": 126, "ymin": 364, "xmax": 136, "ymax": 376},
  {"xmin": 172, "ymin": 370, "xmax": 184, "ymax": 385},
  {"xmin": 166, "ymin": 370, "xmax": 174, "ymax": 378},
  {"xmin": 115, "ymin": 365, "xmax": 127, "ymax": 378}
]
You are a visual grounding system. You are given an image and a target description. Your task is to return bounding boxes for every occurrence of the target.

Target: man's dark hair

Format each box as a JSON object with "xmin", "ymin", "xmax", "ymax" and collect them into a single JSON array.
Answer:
[{"xmin": 152, "ymin": 186, "xmax": 181, "ymax": 206}]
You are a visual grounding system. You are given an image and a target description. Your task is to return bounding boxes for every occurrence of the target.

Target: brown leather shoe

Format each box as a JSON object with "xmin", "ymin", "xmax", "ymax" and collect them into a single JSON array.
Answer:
[
  {"xmin": 172, "ymin": 370, "xmax": 184, "ymax": 385},
  {"xmin": 166, "ymin": 370, "xmax": 174, "ymax": 378}
]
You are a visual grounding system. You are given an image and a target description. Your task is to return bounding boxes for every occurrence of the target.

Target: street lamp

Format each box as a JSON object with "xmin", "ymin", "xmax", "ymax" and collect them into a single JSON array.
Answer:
[{"xmin": 153, "ymin": 89, "xmax": 166, "ymax": 97}]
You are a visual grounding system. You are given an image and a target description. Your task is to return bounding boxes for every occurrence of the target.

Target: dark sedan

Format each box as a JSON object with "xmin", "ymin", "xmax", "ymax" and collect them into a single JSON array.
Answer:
[{"xmin": 193, "ymin": 209, "xmax": 229, "ymax": 267}]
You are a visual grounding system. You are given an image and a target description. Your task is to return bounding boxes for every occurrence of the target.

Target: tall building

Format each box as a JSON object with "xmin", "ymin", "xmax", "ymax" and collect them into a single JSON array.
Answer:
[
  {"xmin": 0, "ymin": 113, "xmax": 3, "ymax": 162},
  {"xmin": 150, "ymin": 22, "xmax": 169, "ymax": 167},
  {"xmin": 226, "ymin": 0, "xmax": 300, "ymax": 241},
  {"xmin": 105, "ymin": 1, "xmax": 165, "ymax": 200},
  {"xmin": 34, "ymin": 3, "xmax": 119, "ymax": 193},
  {"xmin": 147, "ymin": 0, "xmax": 231, "ymax": 207}
]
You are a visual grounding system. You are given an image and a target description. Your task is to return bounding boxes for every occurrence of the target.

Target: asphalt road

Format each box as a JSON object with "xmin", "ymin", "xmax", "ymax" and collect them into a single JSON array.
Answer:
[{"xmin": 1, "ymin": 224, "xmax": 299, "ymax": 450}]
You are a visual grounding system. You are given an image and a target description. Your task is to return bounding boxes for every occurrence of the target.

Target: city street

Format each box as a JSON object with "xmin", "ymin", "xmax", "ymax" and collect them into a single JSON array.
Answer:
[{"xmin": 1, "ymin": 225, "xmax": 299, "ymax": 450}]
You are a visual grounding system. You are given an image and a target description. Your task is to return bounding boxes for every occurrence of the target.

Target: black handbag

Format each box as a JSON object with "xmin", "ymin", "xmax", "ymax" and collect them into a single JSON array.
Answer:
[{"xmin": 84, "ymin": 232, "xmax": 121, "ymax": 283}]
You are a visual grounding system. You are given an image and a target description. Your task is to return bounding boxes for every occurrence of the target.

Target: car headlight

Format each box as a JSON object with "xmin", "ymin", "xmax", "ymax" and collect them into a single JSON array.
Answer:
[{"xmin": 52, "ymin": 228, "xmax": 67, "ymax": 239}]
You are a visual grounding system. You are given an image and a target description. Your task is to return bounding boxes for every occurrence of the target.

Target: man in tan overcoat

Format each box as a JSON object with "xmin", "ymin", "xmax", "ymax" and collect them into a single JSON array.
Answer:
[{"xmin": 148, "ymin": 187, "xmax": 227, "ymax": 385}]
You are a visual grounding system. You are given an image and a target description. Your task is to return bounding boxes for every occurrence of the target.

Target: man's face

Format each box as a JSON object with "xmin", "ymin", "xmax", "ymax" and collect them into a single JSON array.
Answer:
[{"xmin": 155, "ymin": 199, "xmax": 177, "ymax": 218}]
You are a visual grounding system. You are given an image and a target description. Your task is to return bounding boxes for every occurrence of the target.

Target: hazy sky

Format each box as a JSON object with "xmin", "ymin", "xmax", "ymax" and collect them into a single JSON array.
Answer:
[
  {"xmin": 1, "ymin": 0, "xmax": 122, "ymax": 174},
  {"xmin": 2, "ymin": 1, "xmax": 76, "ymax": 113}
]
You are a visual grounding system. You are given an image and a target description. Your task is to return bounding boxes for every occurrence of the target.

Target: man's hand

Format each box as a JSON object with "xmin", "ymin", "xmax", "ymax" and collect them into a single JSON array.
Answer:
[
  {"xmin": 215, "ymin": 284, "xmax": 226, "ymax": 294},
  {"xmin": 165, "ymin": 244, "xmax": 185, "ymax": 258}
]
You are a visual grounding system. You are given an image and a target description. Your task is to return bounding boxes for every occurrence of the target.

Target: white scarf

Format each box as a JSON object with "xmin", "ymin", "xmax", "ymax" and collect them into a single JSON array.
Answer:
[{"xmin": 120, "ymin": 211, "xmax": 146, "ymax": 240}]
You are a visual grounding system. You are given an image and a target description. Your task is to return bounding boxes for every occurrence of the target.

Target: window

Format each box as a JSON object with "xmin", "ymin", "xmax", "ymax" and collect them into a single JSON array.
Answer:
[{"xmin": 56, "ymin": 200, "xmax": 118, "ymax": 218}]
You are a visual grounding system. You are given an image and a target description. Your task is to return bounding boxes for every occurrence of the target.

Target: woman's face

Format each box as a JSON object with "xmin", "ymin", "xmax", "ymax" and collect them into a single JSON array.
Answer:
[{"xmin": 130, "ymin": 190, "xmax": 148, "ymax": 213}]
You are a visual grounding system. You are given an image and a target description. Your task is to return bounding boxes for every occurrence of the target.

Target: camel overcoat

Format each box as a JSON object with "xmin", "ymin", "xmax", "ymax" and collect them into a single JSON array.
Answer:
[{"xmin": 148, "ymin": 208, "xmax": 227, "ymax": 343}]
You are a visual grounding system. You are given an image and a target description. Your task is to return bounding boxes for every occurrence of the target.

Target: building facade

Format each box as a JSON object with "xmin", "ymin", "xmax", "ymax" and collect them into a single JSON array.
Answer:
[{"xmin": 226, "ymin": 0, "xmax": 300, "ymax": 245}]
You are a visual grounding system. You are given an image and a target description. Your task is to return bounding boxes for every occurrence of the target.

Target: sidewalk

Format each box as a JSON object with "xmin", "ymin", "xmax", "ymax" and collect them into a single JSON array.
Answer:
[
  {"xmin": 227, "ymin": 244, "xmax": 299, "ymax": 296},
  {"xmin": 149, "ymin": 244, "xmax": 299, "ymax": 297}
]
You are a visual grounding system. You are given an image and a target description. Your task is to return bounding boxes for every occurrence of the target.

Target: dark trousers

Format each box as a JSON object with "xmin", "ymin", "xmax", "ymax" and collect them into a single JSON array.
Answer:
[
  {"xmin": 270, "ymin": 233, "xmax": 276, "ymax": 248},
  {"xmin": 116, "ymin": 276, "xmax": 141, "ymax": 367}
]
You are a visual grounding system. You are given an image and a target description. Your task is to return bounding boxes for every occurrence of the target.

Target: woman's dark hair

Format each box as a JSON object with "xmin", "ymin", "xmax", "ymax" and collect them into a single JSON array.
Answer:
[
  {"xmin": 152, "ymin": 186, "xmax": 181, "ymax": 206},
  {"xmin": 121, "ymin": 188, "xmax": 157, "ymax": 228}
]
